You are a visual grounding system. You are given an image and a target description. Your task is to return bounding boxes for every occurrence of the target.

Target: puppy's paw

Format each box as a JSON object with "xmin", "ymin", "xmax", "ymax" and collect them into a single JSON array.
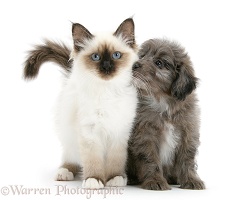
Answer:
[
  {"xmin": 142, "ymin": 178, "xmax": 171, "ymax": 190},
  {"xmin": 106, "ymin": 176, "xmax": 127, "ymax": 187},
  {"xmin": 82, "ymin": 178, "xmax": 104, "ymax": 189},
  {"xmin": 180, "ymin": 179, "xmax": 205, "ymax": 190},
  {"xmin": 55, "ymin": 168, "xmax": 74, "ymax": 181}
]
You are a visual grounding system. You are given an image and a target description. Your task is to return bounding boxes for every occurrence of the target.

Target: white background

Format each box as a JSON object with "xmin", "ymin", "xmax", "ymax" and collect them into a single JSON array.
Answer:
[{"xmin": 0, "ymin": 0, "xmax": 235, "ymax": 199}]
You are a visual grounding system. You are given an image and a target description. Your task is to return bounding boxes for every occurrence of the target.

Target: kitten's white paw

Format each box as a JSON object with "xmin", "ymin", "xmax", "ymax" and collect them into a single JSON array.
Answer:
[
  {"xmin": 55, "ymin": 168, "xmax": 74, "ymax": 181},
  {"xmin": 106, "ymin": 176, "xmax": 127, "ymax": 187},
  {"xmin": 82, "ymin": 178, "xmax": 104, "ymax": 189}
]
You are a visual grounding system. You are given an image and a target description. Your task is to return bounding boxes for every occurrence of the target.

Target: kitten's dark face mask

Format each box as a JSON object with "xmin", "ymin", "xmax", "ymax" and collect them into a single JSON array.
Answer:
[
  {"xmin": 91, "ymin": 50, "xmax": 121, "ymax": 76},
  {"xmin": 133, "ymin": 39, "xmax": 198, "ymax": 101},
  {"xmin": 81, "ymin": 44, "xmax": 133, "ymax": 80}
]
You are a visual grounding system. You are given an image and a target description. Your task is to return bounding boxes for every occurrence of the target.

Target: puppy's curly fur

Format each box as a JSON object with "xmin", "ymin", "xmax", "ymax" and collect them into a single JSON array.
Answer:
[{"xmin": 127, "ymin": 38, "xmax": 205, "ymax": 190}]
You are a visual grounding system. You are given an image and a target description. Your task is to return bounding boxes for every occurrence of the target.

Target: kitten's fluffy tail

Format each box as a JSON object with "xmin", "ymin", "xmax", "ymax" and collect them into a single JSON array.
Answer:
[{"xmin": 23, "ymin": 40, "xmax": 72, "ymax": 80}]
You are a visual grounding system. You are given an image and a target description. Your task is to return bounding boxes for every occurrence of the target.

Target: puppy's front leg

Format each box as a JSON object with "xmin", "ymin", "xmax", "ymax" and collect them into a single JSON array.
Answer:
[
  {"xmin": 129, "ymin": 128, "xmax": 171, "ymax": 190},
  {"xmin": 175, "ymin": 132, "xmax": 205, "ymax": 190}
]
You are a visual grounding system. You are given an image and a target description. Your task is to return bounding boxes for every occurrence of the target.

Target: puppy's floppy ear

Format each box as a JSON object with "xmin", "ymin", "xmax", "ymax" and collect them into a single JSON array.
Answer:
[{"xmin": 171, "ymin": 62, "xmax": 198, "ymax": 101}]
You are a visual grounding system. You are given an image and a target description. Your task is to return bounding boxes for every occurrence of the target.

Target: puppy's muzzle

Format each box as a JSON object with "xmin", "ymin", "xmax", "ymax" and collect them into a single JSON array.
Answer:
[{"xmin": 133, "ymin": 62, "xmax": 141, "ymax": 70}]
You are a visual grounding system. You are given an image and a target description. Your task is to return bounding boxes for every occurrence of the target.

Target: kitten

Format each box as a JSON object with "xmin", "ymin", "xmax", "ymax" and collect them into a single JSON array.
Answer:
[
  {"xmin": 128, "ymin": 38, "xmax": 205, "ymax": 190},
  {"xmin": 24, "ymin": 18, "xmax": 139, "ymax": 189}
]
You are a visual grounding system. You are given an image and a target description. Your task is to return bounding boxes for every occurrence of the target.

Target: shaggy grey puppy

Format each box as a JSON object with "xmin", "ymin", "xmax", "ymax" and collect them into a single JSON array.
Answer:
[
  {"xmin": 127, "ymin": 38, "xmax": 205, "ymax": 190},
  {"xmin": 23, "ymin": 38, "xmax": 205, "ymax": 190}
]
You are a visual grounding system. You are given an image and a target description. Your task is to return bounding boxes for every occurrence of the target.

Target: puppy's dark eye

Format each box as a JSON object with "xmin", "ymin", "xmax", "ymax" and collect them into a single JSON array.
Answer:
[{"xmin": 155, "ymin": 60, "xmax": 163, "ymax": 69}]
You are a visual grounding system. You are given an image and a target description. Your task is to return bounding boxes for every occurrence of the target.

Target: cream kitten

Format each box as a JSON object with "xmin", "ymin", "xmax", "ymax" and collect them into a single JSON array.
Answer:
[{"xmin": 24, "ymin": 18, "xmax": 138, "ymax": 189}]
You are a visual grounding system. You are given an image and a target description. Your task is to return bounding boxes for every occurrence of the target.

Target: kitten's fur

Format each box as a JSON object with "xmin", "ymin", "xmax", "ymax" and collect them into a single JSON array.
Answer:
[
  {"xmin": 24, "ymin": 18, "xmax": 138, "ymax": 189},
  {"xmin": 128, "ymin": 39, "xmax": 205, "ymax": 190},
  {"xmin": 24, "ymin": 35, "xmax": 205, "ymax": 190},
  {"xmin": 24, "ymin": 40, "xmax": 72, "ymax": 79}
]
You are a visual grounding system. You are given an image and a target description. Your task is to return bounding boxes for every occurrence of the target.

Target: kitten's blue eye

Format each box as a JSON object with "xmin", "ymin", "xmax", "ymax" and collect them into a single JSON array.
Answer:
[
  {"xmin": 91, "ymin": 53, "xmax": 101, "ymax": 61},
  {"xmin": 112, "ymin": 51, "xmax": 122, "ymax": 60}
]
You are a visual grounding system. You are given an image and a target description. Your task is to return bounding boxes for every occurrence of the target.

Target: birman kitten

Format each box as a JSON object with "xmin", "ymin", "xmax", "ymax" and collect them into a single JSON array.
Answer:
[{"xmin": 24, "ymin": 18, "xmax": 138, "ymax": 189}]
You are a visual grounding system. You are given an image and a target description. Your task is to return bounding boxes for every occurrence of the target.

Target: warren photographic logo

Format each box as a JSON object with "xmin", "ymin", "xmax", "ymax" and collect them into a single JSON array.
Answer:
[{"xmin": 1, "ymin": 185, "xmax": 124, "ymax": 199}]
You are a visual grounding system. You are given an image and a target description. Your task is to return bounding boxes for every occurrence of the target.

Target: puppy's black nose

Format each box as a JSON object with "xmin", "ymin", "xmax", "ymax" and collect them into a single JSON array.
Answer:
[{"xmin": 133, "ymin": 62, "xmax": 141, "ymax": 70}]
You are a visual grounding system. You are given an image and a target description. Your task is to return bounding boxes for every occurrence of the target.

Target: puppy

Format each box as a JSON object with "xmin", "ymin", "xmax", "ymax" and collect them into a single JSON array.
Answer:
[{"xmin": 127, "ymin": 38, "xmax": 205, "ymax": 190}]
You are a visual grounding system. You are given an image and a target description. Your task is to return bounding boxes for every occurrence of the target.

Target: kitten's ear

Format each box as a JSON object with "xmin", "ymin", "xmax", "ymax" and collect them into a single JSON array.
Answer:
[
  {"xmin": 72, "ymin": 23, "xmax": 93, "ymax": 51},
  {"xmin": 114, "ymin": 18, "xmax": 136, "ymax": 48},
  {"xmin": 171, "ymin": 62, "xmax": 198, "ymax": 101}
]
